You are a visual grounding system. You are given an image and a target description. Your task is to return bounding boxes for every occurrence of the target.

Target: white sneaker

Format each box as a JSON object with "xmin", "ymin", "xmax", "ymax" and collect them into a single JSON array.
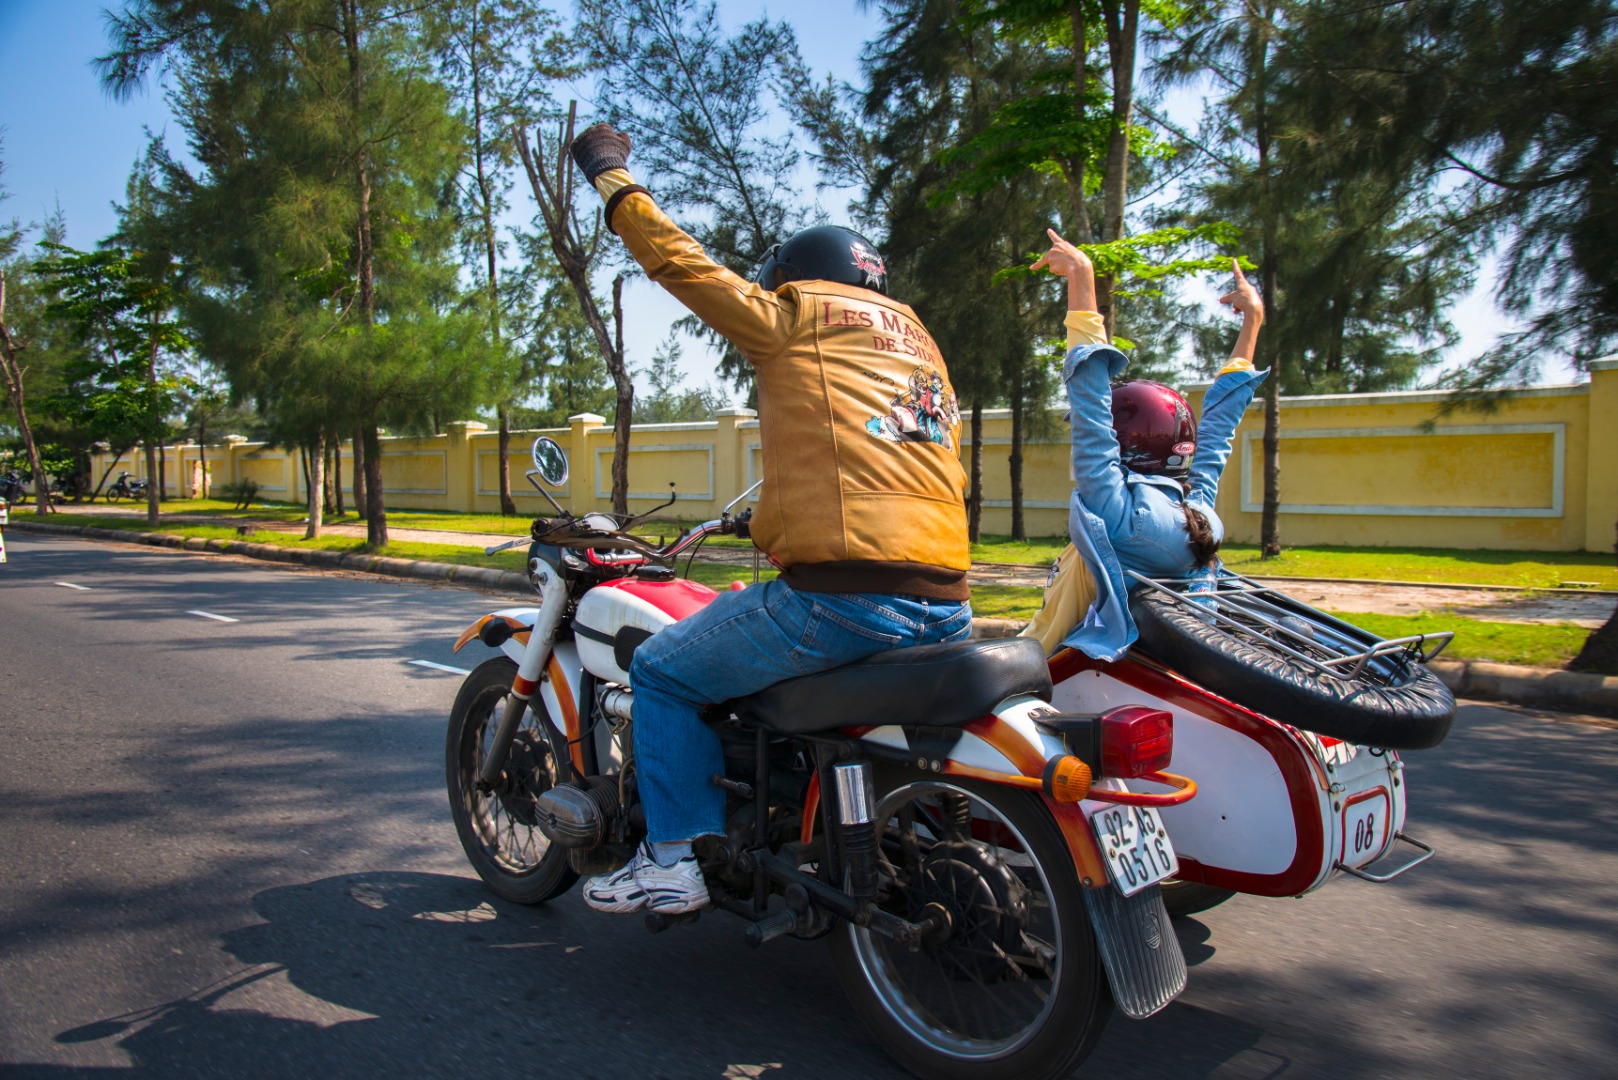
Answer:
[{"xmin": 582, "ymin": 841, "xmax": 709, "ymax": 915}]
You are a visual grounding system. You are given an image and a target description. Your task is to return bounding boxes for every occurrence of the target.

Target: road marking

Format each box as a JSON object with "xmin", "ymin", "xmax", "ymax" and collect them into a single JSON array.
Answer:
[
  {"xmin": 187, "ymin": 610, "xmax": 240, "ymax": 623},
  {"xmin": 56, "ymin": 582, "xmax": 91, "ymax": 590},
  {"xmin": 409, "ymin": 659, "xmax": 470, "ymax": 675}
]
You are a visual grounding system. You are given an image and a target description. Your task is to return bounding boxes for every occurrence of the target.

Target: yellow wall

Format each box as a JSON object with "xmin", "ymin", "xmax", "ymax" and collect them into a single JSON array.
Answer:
[{"xmin": 88, "ymin": 361, "xmax": 1618, "ymax": 553}]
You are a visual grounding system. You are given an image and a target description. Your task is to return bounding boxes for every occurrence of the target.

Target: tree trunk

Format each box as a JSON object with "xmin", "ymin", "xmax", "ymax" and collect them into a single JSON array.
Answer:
[
  {"xmin": 498, "ymin": 406, "xmax": 516, "ymax": 515},
  {"xmin": 1254, "ymin": 11, "xmax": 1282, "ymax": 559},
  {"xmin": 1260, "ymin": 246, "xmax": 1282, "ymax": 558},
  {"xmin": 1009, "ymin": 383, "xmax": 1026, "ymax": 542},
  {"xmin": 363, "ymin": 425, "xmax": 387, "ymax": 547},
  {"xmin": 305, "ymin": 434, "xmax": 326, "ymax": 540},
  {"xmin": 0, "ymin": 271, "xmax": 50, "ymax": 516},
  {"xmin": 611, "ymin": 274, "xmax": 631, "ymax": 515},
  {"xmin": 352, "ymin": 427, "xmax": 368, "ymax": 520},
  {"xmin": 333, "ymin": 437, "xmax": 345, "ymax": 516},
  {"xmin": 144, "ymin": 438, "xmax": 160, "ymax": 526},
  {"xmin": 1096, "ymin": 0, "xmax": 1141, "ymax": 337},
  {"xmin": 967, "ymin": 401, "xmax": 984, "ymax": 542}
]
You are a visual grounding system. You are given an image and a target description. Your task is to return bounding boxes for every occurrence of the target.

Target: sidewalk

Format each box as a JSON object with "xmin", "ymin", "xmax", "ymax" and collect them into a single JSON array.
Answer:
[
  {"xmin": 36, "ymin": 502, "xmax": 1615, "ymax": 625},
  {"xmin": 12, "ymin": 507, "xmax": 1617, "ymax": 720}
]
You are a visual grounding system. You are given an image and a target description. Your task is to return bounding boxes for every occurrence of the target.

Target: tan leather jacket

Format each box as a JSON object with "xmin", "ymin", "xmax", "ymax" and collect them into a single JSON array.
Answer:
[{"xmin": 608, "ymin": 189, "xmax": 970, "ymax": 598}]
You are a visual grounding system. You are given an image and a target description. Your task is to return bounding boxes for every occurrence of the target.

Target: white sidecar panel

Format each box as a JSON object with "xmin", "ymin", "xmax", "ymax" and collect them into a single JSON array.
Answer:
[{"xmin": 1052, "ymin": 668, "xmax": 1298, "ymax": 876}]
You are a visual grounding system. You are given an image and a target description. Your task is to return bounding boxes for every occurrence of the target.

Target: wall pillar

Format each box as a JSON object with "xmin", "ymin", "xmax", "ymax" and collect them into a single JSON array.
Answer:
[
  {"xmin": 222, "ymin": 435, "xmax": 248, "ymax": 489},
  {"xmin": 714, "ymin": 406, "xmax": 758, "ymax": 504},
  {"xmin": 445, "ymin": 420, "xmax": 487, "ymax": 514},
  {"xmin": 1585, "ymin": 358, "xmax": 1618, "ymax": 554},
  {"xmin": 567, "ymin": 413, "xmax": 606, "ymax": 515}
]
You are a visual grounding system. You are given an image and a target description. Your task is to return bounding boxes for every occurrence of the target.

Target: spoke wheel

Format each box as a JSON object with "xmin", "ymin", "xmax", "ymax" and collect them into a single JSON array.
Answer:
[
  {"xmin": 446, "ymin": 656, "xmax": 576, "ymax": 904},
  {"xmin": 830, "ymin": 772, "xmax": 1111, "ymax": 1080}
]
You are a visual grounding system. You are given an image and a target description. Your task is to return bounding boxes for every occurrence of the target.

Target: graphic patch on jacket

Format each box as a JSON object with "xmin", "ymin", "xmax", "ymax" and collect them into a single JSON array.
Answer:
[{"xmin": 866, "ymin": 365, "xmax": 960, "ymax": 450}]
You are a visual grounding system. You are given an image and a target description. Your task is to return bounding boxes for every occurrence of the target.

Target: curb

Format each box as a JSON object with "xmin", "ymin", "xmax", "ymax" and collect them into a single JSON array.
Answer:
[
  {"xmin": 11, "ymin": 519, "xmax": 1617, "ymax": 719},
  {"xmin": 8, "ymin": 520, "xmax": 535, "ymax": 598}
]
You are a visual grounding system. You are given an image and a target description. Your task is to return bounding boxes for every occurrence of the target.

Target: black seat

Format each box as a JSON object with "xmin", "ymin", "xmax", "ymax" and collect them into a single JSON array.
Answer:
[{"xmin": 734, "ymin": 637, "xmax": 1052, "ymax": 735}]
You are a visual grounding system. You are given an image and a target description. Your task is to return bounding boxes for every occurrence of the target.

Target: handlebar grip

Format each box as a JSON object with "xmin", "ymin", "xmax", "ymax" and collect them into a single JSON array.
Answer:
[{"xmin": 734, "ymin": 508, "xmax": 753, "ymax": 540}]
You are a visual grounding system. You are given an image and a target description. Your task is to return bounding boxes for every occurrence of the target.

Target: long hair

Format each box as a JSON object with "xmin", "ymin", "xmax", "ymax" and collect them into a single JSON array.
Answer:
[{"xmin": 1181, "ymin": 500, "xmax": 1220, "ymax": 569}]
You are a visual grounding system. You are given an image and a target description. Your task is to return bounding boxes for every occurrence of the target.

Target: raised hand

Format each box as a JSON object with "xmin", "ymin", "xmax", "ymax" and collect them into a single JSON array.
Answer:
[
  {"xmin": 1031, "ymin": 228, "xmax": 1093, "ymax": 280},
  {"xmin": 569, "ymin": 122, "xmax": 633, "ymax": 183},
  {"xmin": 1219, "ymin": 259, "xmax": 1264, "ymax": 323}
]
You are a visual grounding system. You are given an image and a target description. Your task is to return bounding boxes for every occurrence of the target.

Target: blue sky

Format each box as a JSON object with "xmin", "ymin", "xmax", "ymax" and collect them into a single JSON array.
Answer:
[{"xmin": 0, "ymin": 1, "xmax": 1551, "ymax": 392}]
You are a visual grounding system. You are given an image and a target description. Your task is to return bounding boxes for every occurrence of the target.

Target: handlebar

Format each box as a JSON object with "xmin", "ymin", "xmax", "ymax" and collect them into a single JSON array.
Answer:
[{"xmin": 481, "ymin": 505, "xmax": 755, "ymax": 563}]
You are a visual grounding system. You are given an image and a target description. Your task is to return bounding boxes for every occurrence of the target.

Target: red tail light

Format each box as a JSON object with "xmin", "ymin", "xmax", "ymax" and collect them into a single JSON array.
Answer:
[{"xmin": 1099, "ymin": 706, "xmax": 1174, "ymax": 778}]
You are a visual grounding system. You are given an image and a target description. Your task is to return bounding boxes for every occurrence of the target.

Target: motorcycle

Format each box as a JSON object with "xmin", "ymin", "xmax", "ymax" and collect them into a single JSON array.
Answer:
[
  {"xmin": 106, "ymin": 471, "xmax": 148, "ymax": 503},
  {"xmin": 444, "ymin": 437, "xmax": 1453, "ymax": 1080}
]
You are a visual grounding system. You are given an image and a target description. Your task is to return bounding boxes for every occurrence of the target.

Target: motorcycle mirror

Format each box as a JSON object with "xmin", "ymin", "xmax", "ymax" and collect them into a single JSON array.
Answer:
[{"xmin": 530, "ymin": 436, "xmax": 568, "ymax": 487}]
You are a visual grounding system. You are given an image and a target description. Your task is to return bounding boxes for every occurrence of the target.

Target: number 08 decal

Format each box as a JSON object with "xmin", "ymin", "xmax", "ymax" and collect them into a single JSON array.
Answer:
[{"xmin": 1341, "ymin": 787, "xmax": 1391, "ymax": 868}]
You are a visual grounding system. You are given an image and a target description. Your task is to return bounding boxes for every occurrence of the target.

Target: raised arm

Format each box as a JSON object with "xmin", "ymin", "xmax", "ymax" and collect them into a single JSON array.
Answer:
[
  {"xmin": 1032, "ymin": 228, "xmax": 1108, "ymax": 350},
  {"xmin": 569, "ymin": 124, "xmax": 796, "ymax": 365},
  {"xmin": 1036, "ymin": 228, "xmax": 1134, "ymax": 533},
  {"xmin": 1187, "ymin": 260, "xmax": 1269, "ymax": 506}
]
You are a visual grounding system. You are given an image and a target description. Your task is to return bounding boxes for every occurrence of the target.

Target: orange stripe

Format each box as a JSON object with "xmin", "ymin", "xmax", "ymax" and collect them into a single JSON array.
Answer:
[
  {"xmin": 546, "ymin": 655, "xmax": 585, "ymax": 775},
  {"xmin": 800, "ymin": 772, "xmax": 821, "ymax": 845},
  {"xmin": 512, "ymin": 674, "xmax": 538, "ymax": 698}
]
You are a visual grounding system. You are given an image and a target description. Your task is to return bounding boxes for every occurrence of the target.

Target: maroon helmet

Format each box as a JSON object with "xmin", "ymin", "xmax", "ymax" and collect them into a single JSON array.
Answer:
[{"xmin": 1110, "ymin": 380, "xmax": 1197, "ymax": 480}]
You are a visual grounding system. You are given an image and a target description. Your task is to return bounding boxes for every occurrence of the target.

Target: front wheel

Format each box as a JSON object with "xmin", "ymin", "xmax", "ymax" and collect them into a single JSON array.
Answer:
[
  {"xmin": 446, "ymin": 656, "xmax": 577, "ymax": 904},
  {"xmin": 830, "ymin": 773, "xmax": 1113, "ymax": 1080},
  {"xmin": 107, "ymin": 488, "xmax": 122, "ymax": 503}
]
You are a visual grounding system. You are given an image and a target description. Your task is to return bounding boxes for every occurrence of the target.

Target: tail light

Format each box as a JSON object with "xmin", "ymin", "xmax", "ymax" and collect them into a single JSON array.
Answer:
[{"xmin": 1099, "ymin": 706, "xmax": 1174, "ymax": 778}]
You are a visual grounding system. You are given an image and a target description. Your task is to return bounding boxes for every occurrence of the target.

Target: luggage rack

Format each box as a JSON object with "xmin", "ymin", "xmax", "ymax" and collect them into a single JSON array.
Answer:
[{"xmin": 1128, "ymin": 570, "xmax": 1454, "ymax": 685}]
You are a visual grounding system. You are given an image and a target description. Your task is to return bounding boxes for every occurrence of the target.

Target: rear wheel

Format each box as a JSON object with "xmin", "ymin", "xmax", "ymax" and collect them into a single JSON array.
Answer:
[
  {"xmin": 830, "ymin": 772, "xmax": 1112, "ymax": 1080},
  {"xmin": 446, "ymin": 656, "xmax": 577, "ymax": 904}
]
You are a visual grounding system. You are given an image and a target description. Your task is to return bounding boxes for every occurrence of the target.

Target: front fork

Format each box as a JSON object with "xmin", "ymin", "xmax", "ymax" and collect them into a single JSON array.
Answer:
[{"xmin": 477, "ymin": 565, "xmax": 570, "ymax": 789}]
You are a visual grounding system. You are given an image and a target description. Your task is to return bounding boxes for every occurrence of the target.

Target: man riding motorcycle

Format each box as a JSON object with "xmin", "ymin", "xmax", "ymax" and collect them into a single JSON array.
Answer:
[{"xmin": 566, "ymin": 122, "xmax": 974, "ymax": 916}]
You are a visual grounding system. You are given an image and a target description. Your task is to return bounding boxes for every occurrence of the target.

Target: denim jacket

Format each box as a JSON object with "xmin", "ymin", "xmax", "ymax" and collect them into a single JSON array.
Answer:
[{"xmin": 1058, "ymin": 343, "xmax": 1268, "ymax": 660}]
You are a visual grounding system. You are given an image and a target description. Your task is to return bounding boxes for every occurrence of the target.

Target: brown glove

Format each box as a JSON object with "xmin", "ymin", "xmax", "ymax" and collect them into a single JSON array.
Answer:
[{"xmin": 569, "ymin": 123, "xmax": 632, "ymax": 183}]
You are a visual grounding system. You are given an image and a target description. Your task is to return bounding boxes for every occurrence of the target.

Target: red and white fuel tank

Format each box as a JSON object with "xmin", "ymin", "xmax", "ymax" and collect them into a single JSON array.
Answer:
[{"xmin": 573, "ymin": 577, "xmax": 719, "ymax": 684}]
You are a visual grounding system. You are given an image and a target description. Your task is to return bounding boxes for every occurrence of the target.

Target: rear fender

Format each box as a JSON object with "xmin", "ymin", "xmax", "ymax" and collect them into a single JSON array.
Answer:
[
  {"xmin": 452, "ymin": 607, "xmax": 539, "ymax": 666},
  {"xmin": 821, "ymin": 696, "xmax": 1114, "ymax": 887}
]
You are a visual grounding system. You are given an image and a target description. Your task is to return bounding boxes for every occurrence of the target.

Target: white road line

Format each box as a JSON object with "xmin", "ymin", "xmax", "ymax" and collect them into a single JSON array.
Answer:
[
  {"xmin": 409, "ymin": 659, "xmax": 470, "ymax": 676},
  {"xmin": 187, "ymin": 610, "xmax": 240, "ymax": 623},
  {"xmin": 55, "ymin": 582, "xmax": 91, "ymax": 590}
]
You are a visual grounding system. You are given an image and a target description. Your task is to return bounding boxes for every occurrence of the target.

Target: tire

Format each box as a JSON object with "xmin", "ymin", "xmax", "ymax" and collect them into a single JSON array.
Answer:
[
  {"xmin": 446, "ymin": 656, "xmax": 577, "ymax": 905},
  {"xmin": 830, "ymin": 772, "xmax": 1113, "ymax": 1080},
  {"xmin": 1130, "ymin": 590, "xmax": 1455, "ymax": 750},
  {"xmin": 107, "ymin": 488, "xmax": 122, "ymax": 503},
  {"xmin": 1158, "ymin": 879, "xmax": 1236, "ymax": 918}
]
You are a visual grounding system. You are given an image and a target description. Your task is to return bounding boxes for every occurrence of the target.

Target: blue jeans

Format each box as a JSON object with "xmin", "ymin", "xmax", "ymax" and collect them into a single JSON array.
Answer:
[{"xmin": 628, "ymin": 579, "xmax": 973, "ymax": 842}]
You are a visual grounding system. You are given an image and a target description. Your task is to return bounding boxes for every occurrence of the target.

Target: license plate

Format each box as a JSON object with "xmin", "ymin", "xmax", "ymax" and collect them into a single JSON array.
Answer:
[
  {"xmin": 1090, "ymin": 804, "xmax": 1178, "ymax": 897},
  {"xmin": 1341, "ymin": 787, "xmax": 1391, "ymax": 869}
]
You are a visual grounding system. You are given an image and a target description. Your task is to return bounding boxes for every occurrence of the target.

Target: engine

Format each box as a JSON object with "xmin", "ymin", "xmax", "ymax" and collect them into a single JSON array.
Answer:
[{"xmin": 533, "ymin": 775, "xmax": 620, "ymax": 849}]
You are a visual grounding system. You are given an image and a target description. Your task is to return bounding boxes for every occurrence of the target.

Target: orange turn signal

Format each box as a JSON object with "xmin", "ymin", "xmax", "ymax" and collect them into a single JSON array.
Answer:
[{"xmin": 1041, "ymin": 755, "xmax": 1093, "ymax": 803}]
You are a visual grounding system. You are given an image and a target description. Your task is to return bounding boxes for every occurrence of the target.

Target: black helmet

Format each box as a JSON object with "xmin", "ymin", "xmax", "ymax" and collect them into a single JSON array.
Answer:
[{"xmin": 753, "ymin": 225, "xmax": 887, "ymax": 295}]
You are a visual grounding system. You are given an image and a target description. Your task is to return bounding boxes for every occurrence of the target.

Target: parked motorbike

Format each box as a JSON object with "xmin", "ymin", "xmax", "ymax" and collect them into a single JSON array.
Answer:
[
  {"xmin": 445, "ymin": 437, "xmax": 1453, "ymax": 1080},
  {"xmin": 106, "ymin": 471, "xmax": 148, "ymax": 503}
]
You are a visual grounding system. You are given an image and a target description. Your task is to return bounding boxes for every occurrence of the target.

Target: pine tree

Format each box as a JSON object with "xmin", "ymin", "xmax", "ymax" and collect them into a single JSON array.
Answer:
[{"xmin": 101, "ymin": 0, "xmax": 488, "ymax": 545}]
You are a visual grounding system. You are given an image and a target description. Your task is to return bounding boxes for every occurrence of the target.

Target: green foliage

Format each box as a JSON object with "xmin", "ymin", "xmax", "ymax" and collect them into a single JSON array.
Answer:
[
  {"xmin": 635, "ymin": 333, "xmax": 729, "ymax": 424},
  {"xmin": 578, "ymin": 0, "xmax": 807, "ymax": 396},
  {"xmin": 34, "ymin": 240, "xmax": 196, "ymax": 452}
]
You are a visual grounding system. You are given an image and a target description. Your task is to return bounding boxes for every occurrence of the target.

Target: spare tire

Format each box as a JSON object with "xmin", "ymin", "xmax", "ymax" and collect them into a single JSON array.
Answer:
[{"xmin": 1129, "ymin": 589, "xmax": 1455, "ymax": 750}]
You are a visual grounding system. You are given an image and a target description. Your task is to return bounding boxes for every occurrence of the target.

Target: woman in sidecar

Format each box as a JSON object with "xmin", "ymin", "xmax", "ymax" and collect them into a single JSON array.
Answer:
[
  {"xmin": 1023, "ymin": 229, "xmax": 1454, "ymax": 753},
  {"xmin": 1022, "ymin": 230, "xmax": 1265, "ymax": 660}
]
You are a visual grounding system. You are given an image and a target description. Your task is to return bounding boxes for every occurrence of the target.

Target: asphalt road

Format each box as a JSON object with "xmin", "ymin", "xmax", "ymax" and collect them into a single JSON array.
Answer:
[{"xmin": 2, "ymin": 532, "xmax": 1615, "ymax": 1079}]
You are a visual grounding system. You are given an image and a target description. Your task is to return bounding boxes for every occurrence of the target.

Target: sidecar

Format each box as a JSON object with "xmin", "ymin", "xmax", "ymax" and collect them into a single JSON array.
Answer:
[{"xmin": 1047, "ymin": 571, "xmax": 1454, "ymax": 907}]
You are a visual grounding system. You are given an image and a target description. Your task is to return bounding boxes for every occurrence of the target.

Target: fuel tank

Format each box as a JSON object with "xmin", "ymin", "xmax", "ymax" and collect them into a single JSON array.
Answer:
[{"xmin": 573, "ymin": 577, "xmax": 719, "ymax": 684}]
